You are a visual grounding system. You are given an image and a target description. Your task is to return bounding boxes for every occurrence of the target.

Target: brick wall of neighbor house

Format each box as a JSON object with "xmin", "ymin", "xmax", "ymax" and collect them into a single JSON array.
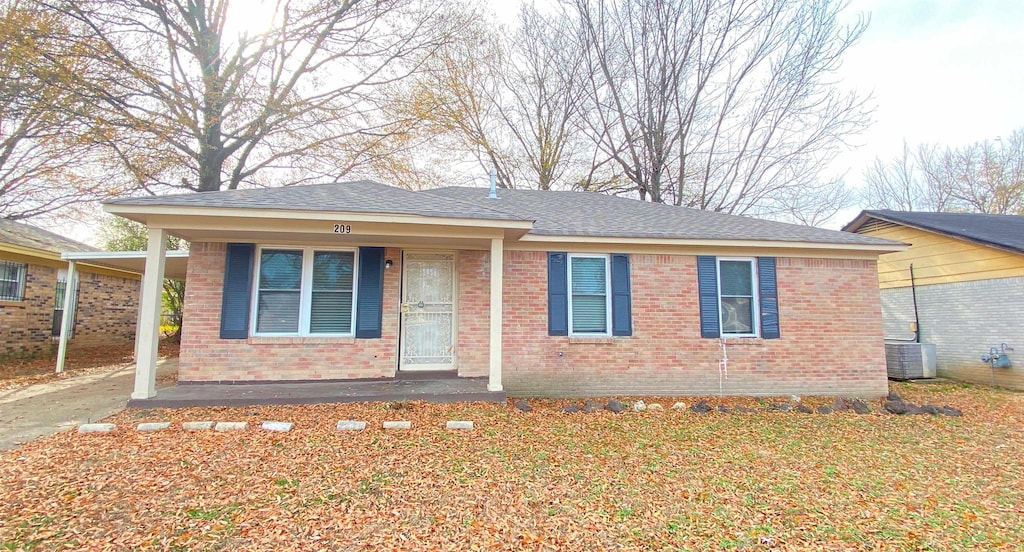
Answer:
[
  {"xmin": 68, "ymin": 270, "xmax": 140, "ymax": 348},
  {"xmin": 179, "ymin": 242, "xmax": 404, "ymax": 381},
  {"xmin": 501, "ymin": 252, "xmax": 889, "ymax": 398},
  {"xmin": 0, "ymin": 262, "xmax": 57, "ymax": 357},
  {"xmin": 0, "ymin": 261, "xmax": 139, "ymax": 357},
  {"xmin": 880, "ymin": 276, "xmax": 1024, "ymax": 390}
]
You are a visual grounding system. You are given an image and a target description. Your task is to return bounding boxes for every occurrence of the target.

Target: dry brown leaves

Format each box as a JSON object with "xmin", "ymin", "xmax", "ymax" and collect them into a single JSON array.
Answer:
[
  {"xmin": 0, "ymin": 342, "xmax": 179, "ymax": 391},
  {"xmin": 1, "ymin": 381, "xmax": 1022, "ymax": 551}
]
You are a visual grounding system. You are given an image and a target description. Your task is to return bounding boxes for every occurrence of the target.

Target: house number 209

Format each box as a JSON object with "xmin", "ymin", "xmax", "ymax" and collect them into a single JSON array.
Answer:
[{"xmin": 333, "ymin": 224, "xmax": 352, "ymax": 234}]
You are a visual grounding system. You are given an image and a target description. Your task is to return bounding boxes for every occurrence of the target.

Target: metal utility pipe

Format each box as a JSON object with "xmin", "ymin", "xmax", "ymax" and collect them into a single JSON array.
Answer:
[{"xmin": 910, "ymin": 263, "xmax": 921, "ymax": 343}]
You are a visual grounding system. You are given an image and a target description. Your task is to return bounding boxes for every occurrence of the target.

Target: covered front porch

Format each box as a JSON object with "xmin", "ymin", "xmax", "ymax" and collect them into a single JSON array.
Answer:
[
  {"xmin": 127, "ymin": 372, "xmax": 506, "ymax": 408},
  {"xmin": 104, "ymin": 183, "xmax": 533, "ymax": 405}
]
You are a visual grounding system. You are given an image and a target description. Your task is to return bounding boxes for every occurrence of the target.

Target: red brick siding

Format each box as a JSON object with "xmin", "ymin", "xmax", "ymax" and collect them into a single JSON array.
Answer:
[
  {"xmin": 0, "ymin": 260, "xmax": 139, "ymax": 357},
  {"xmin": 178, "ymin": 244, "xmax": 888, "ymax": 397},
  {"xmin": 68, "ymin": 271, "xmax": 140, "ymax": 348},
  {"xmin": 179, "ymin": 243, "xmax": 402, "ymax": 381},
  {"xmin": 456, "ymin": 250, "xmax": 489, "ymax": 377},
  {"xmin": 500, "ymin": 252, "xmax": 888, "ymax": 398}
]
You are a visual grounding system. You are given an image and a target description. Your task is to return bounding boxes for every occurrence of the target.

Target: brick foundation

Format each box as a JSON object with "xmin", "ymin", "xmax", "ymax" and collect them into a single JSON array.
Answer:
[
  {"xmin": 0, "ymin": 260, "xmax": 139, "ymax": 358},
  {"xmin": 178, "ymin": 243, "xmax": 888, "ymax": 397}
]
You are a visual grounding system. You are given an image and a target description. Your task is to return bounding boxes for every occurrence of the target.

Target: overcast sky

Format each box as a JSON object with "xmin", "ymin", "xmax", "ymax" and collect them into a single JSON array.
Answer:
[
  {"xmin": 62, "ymin": 0, "xmax": 1024, "ymax": 242},
  {"xmin": 835, "ymin": 0, "xmax": 1024, "ymax": 188},
  {"xmin": 488, "ymin": 0, "xmax": 1024, "ymax": 196}
]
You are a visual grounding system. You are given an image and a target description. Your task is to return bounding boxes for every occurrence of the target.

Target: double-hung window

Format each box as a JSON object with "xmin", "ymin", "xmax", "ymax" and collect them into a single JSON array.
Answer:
[
  {"xmin": 568, "ymin": 254, "xmax": 611, "ymax": 335},
  {"xmin": 252, "ymin": 247, "xmax": 357, "ymax": 336},
  {"xmin": 0, "ymin": 260, "xmax": 27, "ymax": 301},
  {"xmin": 717, "ymin": 258, "xmax": 758, "ymax": 336}
]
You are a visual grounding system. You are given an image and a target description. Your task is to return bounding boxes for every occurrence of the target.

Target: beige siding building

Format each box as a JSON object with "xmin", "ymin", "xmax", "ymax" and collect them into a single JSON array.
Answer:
[{"xmin": 846, "ymin": 211, "xmax": 1024, "ymax": 390}]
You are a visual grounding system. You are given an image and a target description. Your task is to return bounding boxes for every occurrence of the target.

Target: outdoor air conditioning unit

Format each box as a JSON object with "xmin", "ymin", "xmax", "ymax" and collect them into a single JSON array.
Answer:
[{"xmin": 884, "ymin": 342, "xmax": 937, "ymax": 380}]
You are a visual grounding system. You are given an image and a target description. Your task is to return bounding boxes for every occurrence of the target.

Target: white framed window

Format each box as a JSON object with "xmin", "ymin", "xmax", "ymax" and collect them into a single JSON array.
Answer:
[
  {"xmin": 717, "ymin": 257, "xmax": 759, "ymax": 337},
  {"xmin": 251, "ymin": 246, "xmax": 358, "ymax": 336},
  {"xmin": 0, "ymin": 260, "xmax": 27, "ymax": 301},
  {"xmin": 567, "ymin": 253, "xmax": 612, "ymax": 335}
]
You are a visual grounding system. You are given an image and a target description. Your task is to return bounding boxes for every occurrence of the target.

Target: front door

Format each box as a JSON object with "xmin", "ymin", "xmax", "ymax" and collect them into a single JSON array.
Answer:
[{"xmin": 399, "ymin": 252, "xmax": 456, "ymax": 371}]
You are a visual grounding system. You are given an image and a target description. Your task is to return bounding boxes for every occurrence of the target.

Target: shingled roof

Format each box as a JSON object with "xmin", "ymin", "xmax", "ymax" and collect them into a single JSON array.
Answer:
[
  {"xmin": 106, "ymin": 181, "xmax": 898, "ymax": 247},
  {"xmin": 0, "ymin": 218, "xmax": 97, "ymax": 254},
  {"xmin": 106, "ymin": 180, "xmax": 527, "ymax": 222},
  {"xmin": 844, "ymin": 210, "xmax": 1024, "ymax": 255},
  {"xmin": 424, "ymin": 187, "xmax": 896, "ymax": 246}
]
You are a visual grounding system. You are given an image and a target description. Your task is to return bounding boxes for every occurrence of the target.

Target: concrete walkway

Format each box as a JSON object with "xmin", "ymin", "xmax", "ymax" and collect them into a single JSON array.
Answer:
[{"xmin": 0, "ymin": 359, "xmax": 178, "ymax": 451}]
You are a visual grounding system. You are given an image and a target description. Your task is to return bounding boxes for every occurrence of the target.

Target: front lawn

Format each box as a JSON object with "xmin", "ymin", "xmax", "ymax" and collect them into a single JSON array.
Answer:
[{"xmin": 2, "ymin": 382, "xmax": 1021, "ymax": 550}]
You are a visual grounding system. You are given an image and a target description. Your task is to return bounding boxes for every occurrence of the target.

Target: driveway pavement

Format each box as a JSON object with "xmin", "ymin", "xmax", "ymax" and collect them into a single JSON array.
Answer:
[{"xmin": 0, "ymin": 359, "xmax": 178, "ymax": 450}]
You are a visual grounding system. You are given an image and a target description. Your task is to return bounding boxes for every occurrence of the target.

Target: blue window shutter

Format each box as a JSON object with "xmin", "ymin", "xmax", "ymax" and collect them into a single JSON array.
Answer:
[
  {"xmin": 547, "ymin": 252, "xmax": 568, "ymax": 336},
  {"xmin": 758, "ymin": 257, "xmax": 780, "ymax": 339},
  {"xmin": 355, "ymin": 247, "xmax": 385, "ymax": 339},
  {"xmin": 697, "ymin": 256, "xmax": 720, "ymax": 338},
  {"xmin": 220, "ymin": 243, "xmax": 254, "ymax": 339},
  {"xmin": 610, "ymin": 254, "xmax": 632, "ymax": 336}
]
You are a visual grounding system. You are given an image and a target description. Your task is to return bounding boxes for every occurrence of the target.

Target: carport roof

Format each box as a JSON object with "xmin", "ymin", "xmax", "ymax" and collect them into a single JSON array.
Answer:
[{"xmin": 62, "ymin": 250, "xmax": 190, "ymax": 280}]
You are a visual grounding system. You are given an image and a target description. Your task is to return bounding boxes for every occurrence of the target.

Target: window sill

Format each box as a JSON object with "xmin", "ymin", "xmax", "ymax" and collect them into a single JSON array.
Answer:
[
  {"xmin": 720, "ymin": 337, "xmax": 765, "ymax": 346},
  {"xmin": 568, "ymin": 336, "xmax": 616, "ymax": 345},
  {"xmin": 248, "ymin": 336, "xmax": 356, "ymax": 345}
]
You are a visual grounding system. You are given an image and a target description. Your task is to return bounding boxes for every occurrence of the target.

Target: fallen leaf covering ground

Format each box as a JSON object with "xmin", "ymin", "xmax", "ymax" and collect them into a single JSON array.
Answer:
[
  {"xmin": 0, "ymin": 342, "xmax": 179, "ymax": 392},
  {"xmin": 1, "ymin": 381, "xmax": 1021, "ymax": 551}
]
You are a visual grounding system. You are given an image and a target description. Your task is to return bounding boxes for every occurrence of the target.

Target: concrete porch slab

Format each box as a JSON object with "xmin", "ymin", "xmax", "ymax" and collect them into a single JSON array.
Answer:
[{"xmin": 127, "ymin": 377, "xmax": 506, "ymax": 408}]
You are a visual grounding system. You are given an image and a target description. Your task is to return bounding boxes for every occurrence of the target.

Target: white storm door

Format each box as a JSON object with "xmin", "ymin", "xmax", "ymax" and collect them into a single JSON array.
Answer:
[{"xmin": 400, "ymin": 252, "xmax": 456, "ymax": 371}]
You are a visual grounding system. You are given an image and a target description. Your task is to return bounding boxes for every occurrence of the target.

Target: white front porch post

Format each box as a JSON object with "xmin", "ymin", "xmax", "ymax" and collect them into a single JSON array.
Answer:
[
  {"xmin": 133, "ymin": 227, "xmax": 167, "ymax": 400},
  {"xmin": 488, "ymin": 237, "xmax": 504, "ymax": 392},
  {"xmin": 133, "ymin": 264, "xmax": 147, "ymax": 361},
  {"xmin": 54, "ymin": 260, "xmax": 77, "ymax": 373}
]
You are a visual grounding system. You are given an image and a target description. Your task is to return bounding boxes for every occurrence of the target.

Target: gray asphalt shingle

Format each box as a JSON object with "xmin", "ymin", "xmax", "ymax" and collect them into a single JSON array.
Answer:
[
  {"xmin": 106, "ymin": 181, "xmax": 898, "ymax": 247},
  {"xmin": 846, "ymin": 210, "xmax": 1024, "ymax": 254},
  {"xmin": 0, "ymin": 218, "xmax": 97, "ymax": 254},
  {"xmin": 424, "ymin": 187, "xmax": 896, "ymax": 246},
  {"xmin": 106, "ymin": 180, "xmax": 527, "ymax": 222}
]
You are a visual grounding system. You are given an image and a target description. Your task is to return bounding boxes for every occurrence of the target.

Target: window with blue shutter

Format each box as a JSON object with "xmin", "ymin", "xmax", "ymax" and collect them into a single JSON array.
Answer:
[
  {"xmin": 220, "ymin": 243, "xmax": 254, "ymax": 339},
  {"xmin": 249, "ymin": 246, "xmax": 359, "ymax": 336},
  {"xmin": 697, "ymin": 256, "xmax": 780, "ymax": 339},
  {"xmin": 547, "ymin": 252, "xmax": 568, "ymax": 336}
]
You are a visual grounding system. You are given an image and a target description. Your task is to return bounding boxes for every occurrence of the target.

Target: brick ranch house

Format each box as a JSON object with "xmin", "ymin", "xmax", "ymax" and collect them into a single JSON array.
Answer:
[
  {"xmin": 0, "ymin": 217, "xmax": 141, "ymax": 359},
  {"xmin": 105, "ymin": 181, "xmax": 904, "ymax": 401}
]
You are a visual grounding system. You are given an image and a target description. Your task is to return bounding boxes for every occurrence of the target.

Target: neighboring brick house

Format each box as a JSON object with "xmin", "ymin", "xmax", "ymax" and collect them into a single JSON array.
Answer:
[
  {"xmin": 106, "ymin": 181, "xmax": 903, "ymax": 401},
  {"xmin": 0, "ymin": 218, "xmax": 142, "ymax": 358},
  {"xmin": 845, "ymin": 210, "xmax": 1024, "ymax": 390}
]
